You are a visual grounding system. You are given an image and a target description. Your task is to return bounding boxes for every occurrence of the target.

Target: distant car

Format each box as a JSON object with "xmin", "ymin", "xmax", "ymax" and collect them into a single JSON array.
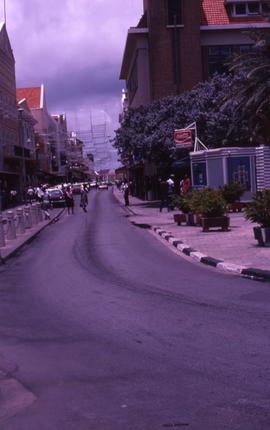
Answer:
[
  {"xmin": 90, "ymin": 181, "xmax": 98, "ymax": 189},
  {"xmin": 98, "ymin": 182, "xmax": 108, "ymax": 190},
  {"xmin": 71, "ymin": 183, "xmax": 83, "ymax": 194},
  {"xmin": 47, "ymin": 189, "xmax": 66, "ymax": 208}
]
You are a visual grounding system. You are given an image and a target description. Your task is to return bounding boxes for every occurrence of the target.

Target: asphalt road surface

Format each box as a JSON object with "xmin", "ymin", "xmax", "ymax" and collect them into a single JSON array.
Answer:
[{"xmin": 0, "ymin": 188, "xmax": 270, "ymax": 430}]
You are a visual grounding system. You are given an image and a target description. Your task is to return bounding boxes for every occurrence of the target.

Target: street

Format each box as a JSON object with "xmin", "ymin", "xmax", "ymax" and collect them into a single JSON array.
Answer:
[{"xmin": 0, "ymin": 188, "xmax": 270, "ymax": 429}]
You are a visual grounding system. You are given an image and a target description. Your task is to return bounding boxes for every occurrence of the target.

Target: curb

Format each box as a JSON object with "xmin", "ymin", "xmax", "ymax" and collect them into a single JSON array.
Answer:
[
  {"xmin": 152, "ymin": 226, "xmax": 270, "ymax": 283},
  {"xmin": 0, "ymin": 208, "xmax": 65, "ymax": 263}
]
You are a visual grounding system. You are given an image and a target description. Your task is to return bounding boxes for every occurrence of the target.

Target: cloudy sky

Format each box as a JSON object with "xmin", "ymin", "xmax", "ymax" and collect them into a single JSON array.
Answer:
[{"xmin": 6, "ymin": 0, "xmax": 143, "ymax": 133}]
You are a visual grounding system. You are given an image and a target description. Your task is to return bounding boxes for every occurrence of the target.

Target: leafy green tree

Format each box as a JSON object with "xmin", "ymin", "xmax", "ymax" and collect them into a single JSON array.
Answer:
[
  {"xmin": 226, "ymin": 31, "xmax": 270, "ymax": 145},
  {"xmin": 114, "ymin": 73, "xmax": 249, "ymax": 164}
]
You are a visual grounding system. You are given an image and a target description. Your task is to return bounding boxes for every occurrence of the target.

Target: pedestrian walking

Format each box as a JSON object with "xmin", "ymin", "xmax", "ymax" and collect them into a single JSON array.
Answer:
[
  {"xmin": 64, "ymin": 186, "xmax": 74, "ymax": 215},
  {"xmin": 122, "ymin": 179, "xmax": 130, "ymax": 206},
  {"xmin": 41, "ymin": 190, "xmax": 51, "ymax": 219},
  {"xmin": 166, "ymin": 175, "xmax": 175, "ymax": 210},
  {"xmin": 80, "ymin": 185, "xmax": 88, "ymax": 212},
  {"xmin": 159, "ymin": 178, "xmax": 169, "ymax": 212},
  {"xmin": 26, "ymin": 187, "xmax": 35, "ymax": 205},
  {"xmin": 182, "ymin": 174, "xmax": 191, "ymax": 193}
]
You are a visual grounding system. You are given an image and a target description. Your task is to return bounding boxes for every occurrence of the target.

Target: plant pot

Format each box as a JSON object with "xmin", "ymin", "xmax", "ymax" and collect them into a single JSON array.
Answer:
[
  {"xmin": 186, "ymin": 213, "xmax": 201, "ymax": 226},
  {"xmin": 173, "ymin": 213, "xmax": 186, "ymax": 226},
  {"xmin": 253, "ymin": 226, "xmax": 270, "ymax": 247},
  {"xmin": 186, "ymin": 213, "xmax": 195, "ymax": 226},
  {"xmin": 227, "ymin": 202, "xmax": 245, "ymax": 212},
  {"xmin": 201, "ymin": 216, "xmax": 230, "ymax": 232}
]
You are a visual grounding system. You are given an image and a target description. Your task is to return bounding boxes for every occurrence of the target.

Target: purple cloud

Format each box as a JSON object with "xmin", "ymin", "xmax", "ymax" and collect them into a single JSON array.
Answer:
[{"xmin": 6, "ymin": 0, "xmax": 143, "ymax": 131}]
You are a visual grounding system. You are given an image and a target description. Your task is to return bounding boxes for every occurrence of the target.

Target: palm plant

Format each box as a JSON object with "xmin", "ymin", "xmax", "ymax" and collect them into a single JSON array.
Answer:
[{"xmin": 226, "ymin": 31, "xmax": 270, "ymax": 144}]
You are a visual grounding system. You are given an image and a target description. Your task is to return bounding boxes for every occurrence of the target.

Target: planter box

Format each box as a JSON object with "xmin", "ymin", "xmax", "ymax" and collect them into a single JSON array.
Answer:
[
  {"xmin": 173, "ymin": 213, "xmax": 186, "ymax": 226},
  {"xmin": 253, "ymin": 226, "xmax": 270, "ymax": 247},
  {"xmin": 201, "ymin": 216, "xmax": 230, "ymax": 232},
  {"xmin": 227, "ymin": 202, "xmax": 246, "ymax": 212},
  {"xmin": 186, "ymin": 213, "xmax": 202, "ymax": 226}
]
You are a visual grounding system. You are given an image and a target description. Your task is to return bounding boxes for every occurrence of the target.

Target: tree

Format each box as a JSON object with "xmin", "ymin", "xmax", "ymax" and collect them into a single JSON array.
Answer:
[
  {"xmin": 226, "ymin": 30, "xmax": 270, "ymax": 145},
  {"xmin": 114, "ymin": 73, "xmax": 249, "ymax": 164}
]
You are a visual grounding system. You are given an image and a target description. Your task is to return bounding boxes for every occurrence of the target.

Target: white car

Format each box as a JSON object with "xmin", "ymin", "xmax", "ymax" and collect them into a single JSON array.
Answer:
[{"xmin": 98, "ymin": 182, "xmax": 108, "ymax": 190}]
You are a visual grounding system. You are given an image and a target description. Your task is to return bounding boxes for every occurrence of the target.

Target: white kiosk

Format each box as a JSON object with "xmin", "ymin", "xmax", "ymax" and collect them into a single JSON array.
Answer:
[{"xmin": 190, "ymin": 145, "xmax": 270, "ymax": 202}]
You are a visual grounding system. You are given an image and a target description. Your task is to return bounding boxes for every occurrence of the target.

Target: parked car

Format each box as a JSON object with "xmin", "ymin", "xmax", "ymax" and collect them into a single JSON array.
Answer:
[
  {"xmin": 47, "ymin": 189, "xmax": 66, "ymax": 208},
  {"xmin": 71, "ymin": 183, "xmax": 83, "ymax": 194},
  {"xmin": 98, "ymin": 182, "xmax": 108, "ymax": 190}
]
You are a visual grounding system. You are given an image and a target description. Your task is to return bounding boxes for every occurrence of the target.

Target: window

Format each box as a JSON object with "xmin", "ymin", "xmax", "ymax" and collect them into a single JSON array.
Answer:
[
  {"xmin": 262, "ymin": 2, "xmax": 270, "ymax": 13},
  {"xmin": 231, "ymin": 2, "xmax": 266, "ymax": 17},
  {"xmin": 208, "ymin": 46, "xmax": 233, "ymax": 76},
  {"xmin": 167, "ymin": 0, "xmax": 182, "ymax": 25},
  {"xmin": 239, "ymin": 44, "xmax": 253, "ymax": 54},
  {"xmin": 235, "ymin": 3, "xmax": 247, "ymax": 15},
  {"xmin": 248, "ymin": 2, "xmax": 260, "ymax": 13}
]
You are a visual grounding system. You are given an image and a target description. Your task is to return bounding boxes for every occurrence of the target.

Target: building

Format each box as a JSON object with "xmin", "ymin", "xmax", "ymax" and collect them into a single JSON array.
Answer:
[
  {"xmin": 0, "ymin": 22, "xmax": 21, "ymax": 206},
  {"xmin": 119, "ymin": 0, "xmax": 270, "ymax": 200},
  {"xmin": 17, "ymin": 97, "xmax": 38, "ymax": 187},
  {"xmin": 16, "ymin": 85, "xmax": 61, "ymax": 183},
  {"xmin": 51, "ymin": 114, "xmax": 68, "ymax": 179},
  {"xmin": 120, "ymin": 0, "xmax": 270, "ymax": 108}
]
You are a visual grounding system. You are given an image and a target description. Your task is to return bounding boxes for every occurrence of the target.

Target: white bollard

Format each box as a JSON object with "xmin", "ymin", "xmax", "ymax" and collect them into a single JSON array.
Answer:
[
  {"xmin": 24, "ymin": 207, "xmax": 32, "ymax": 229},
  {"xmin": 16, "ymin": 208, "xmax": 25, "ymax": 234},
  {"xmin": 6, "ymin": 211, "xmax": 16, "ymax": 240},
  {"xmin": 30, "ymin": 204, "xmax": 38, "ymax": 225},
  {"xmin": 36, "ymin": 203, "xmax": 43, "ymax": 222},
  {"xmin": 0, "ymin": 215, "xmax": 6, "ymax": 247}
]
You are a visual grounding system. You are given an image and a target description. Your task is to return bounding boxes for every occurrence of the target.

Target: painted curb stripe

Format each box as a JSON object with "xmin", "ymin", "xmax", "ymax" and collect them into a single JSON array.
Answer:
[
  {"xmin": 241, "ymin": 268, "xmax": 270, "ymax": 281},
  {"xmin": 190, "ymin": 252, "xmax": 206, "ymax": 261},
  {"xmin": 164, "ymin": 235, "xmax": 174, "ymax": 241},
  {"xmin": 168, "ymin": 237, "xmax": 178, "ymax": 245},
  {"xmin": 217, "ymin": 262, "xmax": 244, "ymax": 274},
  {"xmin": 201, "ymin": 256, "xmax": 223, "ymax": 267},
  {"xmin": 183, "ymin": 247, "xmax": 196, "ymax": 256},
  {"xmin": 151, "ymin": 227, "xmax": 270, "ymax": 283},
  {"xmin": 172, "ymin": 240, "xmax": 183, "ymax": 247},
  {"xmin": 177, "ymin": 243, "xmax": 190, "ymax": 252}
]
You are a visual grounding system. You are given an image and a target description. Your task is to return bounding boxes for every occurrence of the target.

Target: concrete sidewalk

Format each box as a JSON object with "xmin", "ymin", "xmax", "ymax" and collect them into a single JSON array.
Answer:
[
  {"xmin": 114, "ymin": 187, "xmax": 270, "ymax": 281},
  {"xmin": 0, "ymin": 207, "xmax": 65, "ymax": 262}
]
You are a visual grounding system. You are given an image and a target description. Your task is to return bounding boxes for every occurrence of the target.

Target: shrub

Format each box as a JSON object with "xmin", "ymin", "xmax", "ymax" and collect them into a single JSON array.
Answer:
[
  {"xmin": 173, "ymin": 192, "xmax": 193, "ymax": 214},
  {"xmin": 245, "ymin": 190, "xmax": 270, "ymax": 228},
  {"xmin": 190, "ymin": 188, "xmax": 226, "ymax": 218},
  {"xmin": 221, "ymin": 182, "xmax": 245, "ymax": 204}
]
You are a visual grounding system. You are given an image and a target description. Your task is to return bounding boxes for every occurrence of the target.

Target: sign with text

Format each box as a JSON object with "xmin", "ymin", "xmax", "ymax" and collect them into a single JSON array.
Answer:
[{"xmin": 174, "ymin": 129, "xmax": 193, "ymax": 149}]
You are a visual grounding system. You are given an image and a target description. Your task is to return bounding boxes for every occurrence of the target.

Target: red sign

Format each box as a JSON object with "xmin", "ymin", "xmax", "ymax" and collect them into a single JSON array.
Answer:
[{"xmin": 174, "ymin": 129, "xmax": 193, "ymax": 148}]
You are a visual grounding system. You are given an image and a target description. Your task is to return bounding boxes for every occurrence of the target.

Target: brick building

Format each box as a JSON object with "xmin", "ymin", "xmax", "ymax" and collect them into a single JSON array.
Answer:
[
  {"xmin": 120, "ymin": 0, "xmax": 270, "ymax": 108},
  {"xmin": 16, "ymin": 85, "xmax": 65, "ymax": 182}
]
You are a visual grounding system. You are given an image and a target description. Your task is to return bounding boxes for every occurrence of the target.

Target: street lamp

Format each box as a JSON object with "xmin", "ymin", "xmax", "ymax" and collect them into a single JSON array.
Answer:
[{"xmin": 18, "ymin": 107, "xmax": 26, "ymax": 202}]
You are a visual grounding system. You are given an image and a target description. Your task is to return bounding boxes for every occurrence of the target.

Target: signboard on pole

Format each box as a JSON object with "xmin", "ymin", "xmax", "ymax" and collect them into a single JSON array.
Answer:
[{"xmin": 174, "ymin": 129, "xmax": 193, "ymax": 149}]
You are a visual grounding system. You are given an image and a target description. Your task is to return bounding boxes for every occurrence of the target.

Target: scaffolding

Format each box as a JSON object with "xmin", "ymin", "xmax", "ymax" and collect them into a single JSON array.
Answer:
[{"xmin": 73, "ymin": 110, "xmax": 113, "ymax": 172}]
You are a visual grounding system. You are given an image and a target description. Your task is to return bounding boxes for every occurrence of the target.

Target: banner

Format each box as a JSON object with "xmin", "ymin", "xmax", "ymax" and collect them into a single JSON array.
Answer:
[{"xmin": 174, "ymin": 129, "xmax": 193, "ymax": 149}]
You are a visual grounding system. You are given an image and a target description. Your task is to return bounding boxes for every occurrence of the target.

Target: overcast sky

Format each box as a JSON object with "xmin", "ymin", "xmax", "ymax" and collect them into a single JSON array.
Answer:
[{"xmin": 6, "ymin": 0, "xmax": 143, "ymax": 133}]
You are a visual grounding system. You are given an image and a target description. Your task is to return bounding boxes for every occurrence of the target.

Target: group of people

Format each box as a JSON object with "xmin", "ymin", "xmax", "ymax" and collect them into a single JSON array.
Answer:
[
  {"xmin": 64, "ymin": 185, "xmax": 88, "ymax": 215},
  {"xmin": 159, "ymin": 174, "xmax": 191, "ymax": 212}
]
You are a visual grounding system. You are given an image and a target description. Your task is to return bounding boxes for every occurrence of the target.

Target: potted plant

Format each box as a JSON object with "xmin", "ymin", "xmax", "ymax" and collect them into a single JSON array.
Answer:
[
  {"xmin": 245, "ymin": 189, "xmax": 270, "ymax": 246},
  {"xmin": 221, "ymin": 182, "xmax": 245, "ymax": 212},
  {"xmin": 191, "ymin": 188, "xmax": 229, "ymax": 232},
  {"xmin": 188, "ymin": 190, "xmax": 204, "ymax": 226},
  {"xmin": 172, "ymin": 193, "xmax": 192, "ymax": 225}
]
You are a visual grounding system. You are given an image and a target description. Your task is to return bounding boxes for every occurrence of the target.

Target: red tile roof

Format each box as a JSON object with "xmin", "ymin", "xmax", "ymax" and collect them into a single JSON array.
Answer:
[
  {"xmin": 201, "ymin": 0, "xmax": 267, "ymax": 25},
  {"xmin": 16, "ymin": 87, "xmax": 41, "ymax": 109}
]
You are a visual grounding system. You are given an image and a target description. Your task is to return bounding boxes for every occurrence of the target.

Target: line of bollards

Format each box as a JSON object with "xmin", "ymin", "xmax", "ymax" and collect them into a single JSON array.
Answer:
[{"xmin": 0, "ymin": 203, "xmax": 44, "ymax": 248}]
